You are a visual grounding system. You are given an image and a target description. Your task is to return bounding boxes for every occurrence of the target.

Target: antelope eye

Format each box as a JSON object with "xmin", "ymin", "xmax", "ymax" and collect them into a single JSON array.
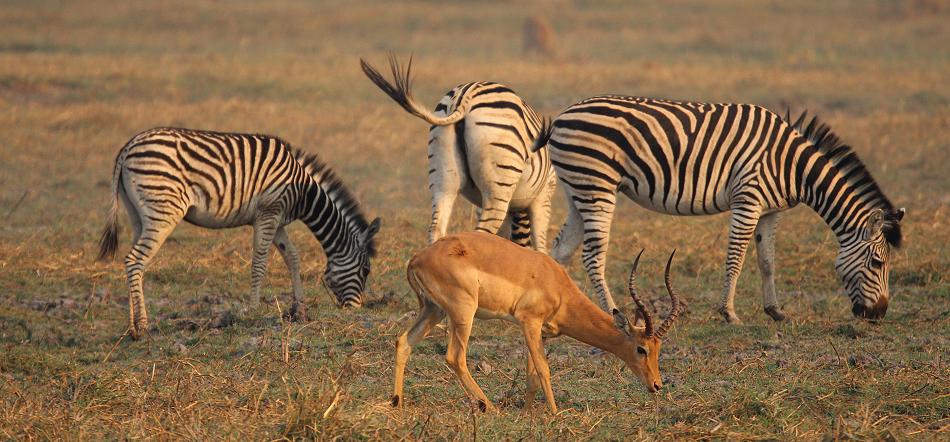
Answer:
[{"xmin": 636, "ymin": 346, "xmax": 648, "ymax": 356}]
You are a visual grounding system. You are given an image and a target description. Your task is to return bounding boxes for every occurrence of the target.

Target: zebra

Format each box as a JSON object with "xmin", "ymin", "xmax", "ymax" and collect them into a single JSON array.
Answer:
[
  {"xmin": 533, "ymin": 96, "xmax": 904, "ymax": 324},
  {"xmin": 360, "ymin": 55, "xmax": 558, "ymax": 250},
  {"xmin": 96, "ymin": 127, "xmax": 381, "ymax": 340}
]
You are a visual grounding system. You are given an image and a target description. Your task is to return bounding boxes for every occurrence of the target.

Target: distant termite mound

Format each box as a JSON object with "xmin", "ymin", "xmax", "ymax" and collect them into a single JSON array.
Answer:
[{"xmin": 523, "ymin": 16, "xmax": 559, "ymax": 60}]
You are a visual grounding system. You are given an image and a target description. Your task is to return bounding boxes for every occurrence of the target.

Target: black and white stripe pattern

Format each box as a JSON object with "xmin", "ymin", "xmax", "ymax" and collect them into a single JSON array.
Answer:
[
  {"xmin": 361, "ymin": 56, "xmax": 557, "ymax": 251},
  {"xmin": 96, "ymin": 127, "xmax": 380, "ymax": 339},
  {"xmin": 534, "ymin": 96, "xmax": 904, "ymax": 323}
]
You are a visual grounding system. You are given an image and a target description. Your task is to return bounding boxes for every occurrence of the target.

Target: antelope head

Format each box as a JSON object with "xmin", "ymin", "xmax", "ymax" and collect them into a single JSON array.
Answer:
[{"xmin": 611, "ymin": 250, "xmax": 683, "ymax": 393}]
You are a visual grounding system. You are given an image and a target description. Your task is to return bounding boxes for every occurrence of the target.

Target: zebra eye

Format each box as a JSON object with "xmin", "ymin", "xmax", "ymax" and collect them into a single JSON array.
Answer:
[{"xmin": 870, "ymin": 257, "xmax": 884, "ymax": 269}]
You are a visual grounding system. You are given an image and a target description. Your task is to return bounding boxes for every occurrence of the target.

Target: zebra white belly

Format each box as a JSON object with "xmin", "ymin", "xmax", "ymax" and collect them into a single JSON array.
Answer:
[
  {"xmin": 184, "ymin": 191, "xmax": 275, "ymax": 228},
  {"xmin": 619, "ymin": 182, "xmax": 730, "ymax": 216}
]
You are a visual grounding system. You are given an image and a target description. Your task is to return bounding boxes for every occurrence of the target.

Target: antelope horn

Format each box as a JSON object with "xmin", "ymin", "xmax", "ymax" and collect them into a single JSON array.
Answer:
[
  {"xmin": 655, "ymin": 249, "xmax": 682, "ymax": 339},
  {"xmin": 627, "ymin": 249, "xmax": 654, "ymax": 337}
]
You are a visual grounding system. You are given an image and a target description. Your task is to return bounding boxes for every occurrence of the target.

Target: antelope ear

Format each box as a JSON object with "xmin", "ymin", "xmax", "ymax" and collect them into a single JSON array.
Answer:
[
  {"xmin": 633, "ymin": 308, "xmax": 645, "ymax": 327},
  {"xmin": 612, "ymin": 308, "xmax": 633, "ymax": 336},
  {"xmin": 864, "ymin": 209, "xmax": 884, "ymax": 240}
]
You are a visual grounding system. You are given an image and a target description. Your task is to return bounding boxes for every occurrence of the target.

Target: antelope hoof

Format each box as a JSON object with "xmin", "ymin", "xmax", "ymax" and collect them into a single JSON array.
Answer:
[
  {"xmin": 391, "ymin": 395, "xmax": 401, "ymax": 407},
  {"xmin": 718, "ymin": 306, "xmax": 742, "ymax": 324},
  {"xmin": 764, "ymin": 306, "xmax": 786, "ymax": 322}
]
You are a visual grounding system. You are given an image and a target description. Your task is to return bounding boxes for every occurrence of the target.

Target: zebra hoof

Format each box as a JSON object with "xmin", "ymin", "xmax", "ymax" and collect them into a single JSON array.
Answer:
[
  {"xmin": 765, "ymin": 306, "xmax": 787, "ymax": 322},
  {"xmin": 128, "ymin": 322, "xmax": 149, "ymax": 341},
  {"xmin": 718, "ymin": 307, "xmax": 743, "ymax": 324},
  {"xmin": 285, "ymin": 304, "xmax": 308, "ymax": 322}
]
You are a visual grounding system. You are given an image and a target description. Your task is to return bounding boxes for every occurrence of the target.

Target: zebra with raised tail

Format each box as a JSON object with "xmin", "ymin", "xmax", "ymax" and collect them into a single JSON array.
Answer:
[
  {"xmin": 360, "ymin": 55, "xmax": 557, "ymax": 251},
  {"xmin": 96, "ymin": 127, "xmax": 380, "ymax": 340},
  {"xmin": 533, "ymin": 96, "xmax": 904, "ymax": 323}
]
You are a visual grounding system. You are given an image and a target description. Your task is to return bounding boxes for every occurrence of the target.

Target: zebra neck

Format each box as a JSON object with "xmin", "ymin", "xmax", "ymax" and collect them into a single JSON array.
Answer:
[
  {"xmin": 297, "ymin": 182, "xmax": 352, "ymax": 259},
  {"xmin": 797, "ymin": 160, "xmax": 875, "ymax": 247}
]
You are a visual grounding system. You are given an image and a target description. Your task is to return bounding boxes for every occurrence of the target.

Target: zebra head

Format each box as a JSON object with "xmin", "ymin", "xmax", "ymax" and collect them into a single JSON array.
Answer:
[
  {"xmin": 323, "ymin": 218, "xmax": 381, "ymax": 308},
  {"xmin": 835, "ymin": 208, "xmax": 904, "ymax": 320}
]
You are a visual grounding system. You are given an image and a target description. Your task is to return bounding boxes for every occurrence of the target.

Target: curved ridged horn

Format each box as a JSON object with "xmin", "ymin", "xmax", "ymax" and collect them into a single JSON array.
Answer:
[
  {"xmin": 654, "ymin": 250, "xmax": 682, "ymax": 339},
  {"xmin": 627, "ymin": 249, "xmax": 654, "ymax": 337}
]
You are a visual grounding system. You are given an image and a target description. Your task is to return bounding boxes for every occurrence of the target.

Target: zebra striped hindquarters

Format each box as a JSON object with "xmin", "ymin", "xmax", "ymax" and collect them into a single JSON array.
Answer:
[
  {"xmin": 96, "ymin": 127, "xmax": 380, "ymax": 340},
  {"xmin": 535, "ymin": 96, "xmax": 904, "ymax": 324},
  {"xmin": 360, "ymin": 55, "xmax": 558, "ymax": 251}
]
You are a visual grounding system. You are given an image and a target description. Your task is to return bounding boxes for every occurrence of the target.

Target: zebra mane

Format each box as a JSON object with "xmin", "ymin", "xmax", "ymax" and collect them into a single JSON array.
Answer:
[
  {"xmin": 293, "ymin": 149, "xmax": 376, "ymax": 256},
  {"xmin": 785, "ymin": 110, "xmax": 902, "ymax": 247}
]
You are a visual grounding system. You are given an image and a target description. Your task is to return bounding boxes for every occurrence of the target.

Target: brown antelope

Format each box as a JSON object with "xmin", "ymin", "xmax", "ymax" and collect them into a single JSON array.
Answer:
[{"xmin": 393, "ymin": 231, "xmax": 683, "ymax": 413}]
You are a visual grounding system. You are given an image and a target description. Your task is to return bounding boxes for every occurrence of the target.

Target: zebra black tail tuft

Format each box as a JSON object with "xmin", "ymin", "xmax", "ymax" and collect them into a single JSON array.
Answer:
[
  {"xmin": 96, "ymin": 207, "xmax": 119, "ymax": 262},
  {"xmin": 360, "ymin": 55, "xmax": 415, "ymax": 115},
  {"xmin": 360, "ymin": 54, "xmax": 466, "ymax": 126},
  {"xmin": 531, "ymin": 116, "xmax": 554, "ymax": 152},
  {"xmin": 96, "ymin": 167, "xmax": 122, "ymax": 262}
]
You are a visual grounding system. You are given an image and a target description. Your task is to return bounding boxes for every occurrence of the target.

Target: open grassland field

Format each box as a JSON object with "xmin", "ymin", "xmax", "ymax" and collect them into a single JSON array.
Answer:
[{"xmin": 1, "ymin": 0, "xmax": 948, "ymax": 439}]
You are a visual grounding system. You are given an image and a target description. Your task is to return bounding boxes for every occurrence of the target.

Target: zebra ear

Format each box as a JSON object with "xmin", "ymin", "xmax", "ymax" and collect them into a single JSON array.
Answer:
[
  {"xmin": 889, "ymin": 207, "xmax": 905, "ymax": 222},
  {"xmin": 865, "ymin": 209, "xmax": 885, "ymax": 240},
  {"xmin": 361, "ymin": 217, "xmax": 381, "ymax": 245}
]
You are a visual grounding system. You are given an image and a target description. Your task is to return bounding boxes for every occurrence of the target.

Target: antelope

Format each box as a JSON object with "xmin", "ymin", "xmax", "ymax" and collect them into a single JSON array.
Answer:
[{"xmin": 393, "ymin": 231, "xmax": 683, "ymax": 413}]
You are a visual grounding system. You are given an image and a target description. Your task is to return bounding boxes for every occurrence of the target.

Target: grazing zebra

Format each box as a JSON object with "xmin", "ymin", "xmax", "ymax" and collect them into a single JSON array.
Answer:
[
  {"xmin": 533, "ymin": 96, "xmax": 904, "ymax": 323},
  {"xmin": 96, "ymin": 127, "xmax": 381, "ymax": 340},
  {"xmin": 360, "ymin": 55, "xmax": 557, "ymax": 250}
]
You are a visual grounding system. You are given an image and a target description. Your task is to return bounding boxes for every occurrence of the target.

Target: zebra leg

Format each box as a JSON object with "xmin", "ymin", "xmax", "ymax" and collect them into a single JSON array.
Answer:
[
  {"xmin": 429, "ymin": 191, "xmax": 459, "ymax": 244},
  {"xmin": 124, "ymin": 210, "xmax": 182, "ymax": 340},
  {"xmin": 474, "ymin": 186, "xmax": 516, "ymax": 235},
  {"xmin": 496, "ymin": 211, "xmax": 513, "ymax": 240},
  {"xmin": 249, "ymin": 213, "xmax": 281, "ymax": 302},
  {"xmin": 577, "ymin": 193, "xmax": 619, "ymax": 312},
  {"xmin": 273, "ymin": 225, "xmax": 306, "ymax": 321},
  {"xmin": 755, "ymin": 212, "xmax": 785, "ymax": 321},
  {"xmin": 119, "ymin": 184, "xmax": 143, "ymax": 245},
  {"xmin": 428, "ymin": 124, "xmax": 465, "ymax": 244},
  {"xmin": 551, "ymin": 189, "xmax": 584, "ymax": 264},
  {"xmin": 507, "ymin": 210, "xmax": 532, "ymax": 248},
  {"xmin": 719, "ymin": 208, "xmax": 762, "ymax": 324},
  {"xmin": 527, "ymin": 175, "xmax": 557, "ymax": 253}
]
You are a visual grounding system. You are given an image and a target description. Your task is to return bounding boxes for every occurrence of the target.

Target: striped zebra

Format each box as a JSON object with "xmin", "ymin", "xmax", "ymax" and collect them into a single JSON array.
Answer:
[
  {"xmin": 360, "ymin": 56, "xmax": 558, "ymax": 250},
  {"xmin": 533, "ymin": 96, "xmax": 904, "ymax": 324},
  {"xmin": 96, "ymin": 127, "xmax": 381, "ymax": 340}
]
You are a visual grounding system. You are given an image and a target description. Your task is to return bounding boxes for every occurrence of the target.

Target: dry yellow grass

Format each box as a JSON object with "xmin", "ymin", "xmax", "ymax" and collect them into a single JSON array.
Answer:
[{"xmin": 1, "ymin": 0, "xmax": 948, "ymax": 439}]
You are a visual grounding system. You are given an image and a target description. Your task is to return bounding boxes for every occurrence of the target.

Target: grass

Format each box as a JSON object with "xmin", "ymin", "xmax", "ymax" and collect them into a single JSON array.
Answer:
[{"xmin": 1, "ymin": 0, "xmax": 948, "ymax": 439}]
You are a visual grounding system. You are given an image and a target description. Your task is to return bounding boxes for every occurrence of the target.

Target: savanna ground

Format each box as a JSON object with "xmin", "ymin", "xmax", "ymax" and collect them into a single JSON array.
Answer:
[{"xmin": 1, "ymin": 0, "xmax": 948, "ymax": 439}]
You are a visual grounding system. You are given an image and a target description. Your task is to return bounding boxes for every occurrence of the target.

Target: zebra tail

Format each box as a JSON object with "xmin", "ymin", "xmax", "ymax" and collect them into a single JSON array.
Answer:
[
  {"xmin": 531, "ymin": 116, "xmax": 554, "ymax": 152},
  {"xmin": 359, "ymin": 54, "xmax": 466, "ymax": 127},
  {"xmin": 96, "ymin": 165, "xmax": 121, "ymax": 262}
]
